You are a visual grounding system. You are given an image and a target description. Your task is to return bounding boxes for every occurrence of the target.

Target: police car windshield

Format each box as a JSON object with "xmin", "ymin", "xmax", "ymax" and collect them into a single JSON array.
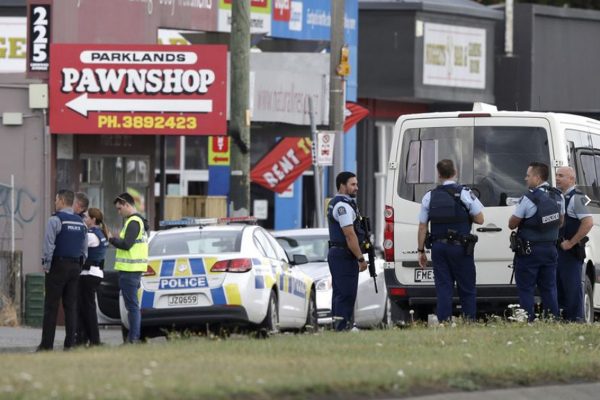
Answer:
[
  {"xmin": 149, "ymin": 230, "xmax": 241, "ymax": 256},
  {"xmin": 275, "ymin": 235, "xmax": 328, "ymax": 262},
  {"xmin": 399, "ymin": 126, "xmax": 551, "ymax": 207}
]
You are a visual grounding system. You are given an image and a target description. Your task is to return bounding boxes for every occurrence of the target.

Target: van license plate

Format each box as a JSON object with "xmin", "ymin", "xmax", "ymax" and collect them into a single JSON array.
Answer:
[
  {"xmin": 415, "ymin": 269, "xmax": 434, "ymax": 282},
  {"xmin": 168, "ymin": 294, "xmax": 198, "ymax": 306}
]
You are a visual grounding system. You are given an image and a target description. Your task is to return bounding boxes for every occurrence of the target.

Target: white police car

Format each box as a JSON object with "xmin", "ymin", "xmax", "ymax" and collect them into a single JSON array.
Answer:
[
  {"xmin": 120, "ymin": 218, "xmax": 317, "ymax": 338},
  {"xmin": 273, "ymin": 228, "xmax": 392, "ymax": 328}
]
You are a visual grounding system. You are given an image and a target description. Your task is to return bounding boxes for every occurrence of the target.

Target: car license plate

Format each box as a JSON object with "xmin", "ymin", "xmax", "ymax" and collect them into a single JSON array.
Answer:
[
  {"xmin": 168, "ymin": 294, "xmax": 198, "ymax": 306},
  {"xmin": 415, "ymin": 269, "xmax": 434, "ymax": 282}
]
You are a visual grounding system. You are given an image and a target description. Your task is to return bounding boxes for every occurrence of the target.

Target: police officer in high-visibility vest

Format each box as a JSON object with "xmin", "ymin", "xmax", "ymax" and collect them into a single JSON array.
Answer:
[
  {"xmin": 555, "ymin": 166, "xmax": 593, "ymax": 322},
  {"xmin": 109, "ymin": 192, "xmax": 149, "ymax": 343},
  {"xmin": 38, "ymin": 189, "xmax": 88, "ymax": 351},
  {"xmin": 509, "ymin": 162, "xmax": 564, "ymax": 321},
  {"xmin": 327, "ymin": 172, "xmax": 368, "ymax": 331},
  {"xmin": 417, "ymin": 160, "xmax": 484, "ymax": 322}
]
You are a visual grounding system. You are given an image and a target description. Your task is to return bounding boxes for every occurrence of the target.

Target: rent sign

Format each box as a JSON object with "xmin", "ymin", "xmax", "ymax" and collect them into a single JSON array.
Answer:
[
  {"xmin": 49, "ymin": 44, "xmax": 227, "ymax": 135},
  {"xmin": 250, "ymin": 137, "xmax": 312, "ymax": 193}
]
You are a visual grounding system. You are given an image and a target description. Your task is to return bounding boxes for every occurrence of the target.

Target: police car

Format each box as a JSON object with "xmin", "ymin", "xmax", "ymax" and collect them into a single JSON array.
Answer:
[
  {"xmin": 273, "ymin": 228, "xmax": 392, "ymax": 328},
  {"xmin": 119, "ymin": 217, "xmax": 317, "ymax": 338}
]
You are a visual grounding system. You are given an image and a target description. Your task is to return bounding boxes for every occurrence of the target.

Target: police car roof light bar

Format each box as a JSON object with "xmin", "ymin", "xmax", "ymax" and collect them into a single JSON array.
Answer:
[
  {"xmin": 159, "ymin": 217, "xmax": 219, "ymax": 228},
  {"xmin": 158, "ymin": 216, "xmax": 258, "ymax": 228},
  {"xmin": 217, "ymin": 216, "xmax": 258, "ymax": 225}
]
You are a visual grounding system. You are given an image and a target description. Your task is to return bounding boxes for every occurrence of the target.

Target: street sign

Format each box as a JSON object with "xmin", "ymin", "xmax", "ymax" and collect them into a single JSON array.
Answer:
[
  {"xmin": 208, "ymin": 136, "xmax": 230, "ymax": 166},
  {"xmin": 49, "ymin": 44, "xmax": 227, "ymax": 135},
  {"xmin": 316, "ymin": 130, "xmax": 335, "ymax": 166}
]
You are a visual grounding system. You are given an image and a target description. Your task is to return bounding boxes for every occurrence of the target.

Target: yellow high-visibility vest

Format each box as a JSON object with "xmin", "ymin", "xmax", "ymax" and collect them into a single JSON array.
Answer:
[{"xmin": 114, "ymin": 215, "xmax": 148, "ymax": 272}]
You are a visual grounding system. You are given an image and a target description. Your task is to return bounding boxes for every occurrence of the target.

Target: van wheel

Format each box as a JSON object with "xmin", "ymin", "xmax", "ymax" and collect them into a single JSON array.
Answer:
[
  {"xmin": 259, "ymin": 291, "xmax": 279, "ymax": 334},
  {"xmin": 584, "ymin": 275, "xmax": 594, "ymax": 323}
]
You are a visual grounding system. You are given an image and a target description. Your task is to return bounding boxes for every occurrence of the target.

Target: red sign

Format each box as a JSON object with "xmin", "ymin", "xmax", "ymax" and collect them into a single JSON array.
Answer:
[
  {"xmin": 344, "ymin": 102, "xmax": 369, "ymax": 133},
  {"xmin": 49, "ymin": 44, "xmax": 227, "ymax": 135},
  {"xmin": 273, "ymin": 0, "xmax": 290, "ymax": 21},
  {"xmin": 224, "ymin": 0, "xmax": 268, "ymax": 8},
  {"xmin": 251, "ymin": 137, "xmax": 312, "ymax": 193}
]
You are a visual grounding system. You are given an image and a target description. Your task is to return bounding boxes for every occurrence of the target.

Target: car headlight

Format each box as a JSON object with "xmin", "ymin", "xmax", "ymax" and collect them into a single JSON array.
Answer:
[{"xmin": 315, "ymin": 277, "xmax": 332, "ymax": 291}]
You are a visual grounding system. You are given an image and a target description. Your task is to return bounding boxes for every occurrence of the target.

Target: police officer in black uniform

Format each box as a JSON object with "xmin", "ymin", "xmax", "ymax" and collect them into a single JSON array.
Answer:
[
  {"xmin": 509, "ymin": 162, "xmax": 564, "ymax": 321},
  {"xmin": 38, "ymin": 189, "xmax": 88, "ymax": 351},
  {"xmin": 555, "ymin": 166, "xmax": 593, "ymax": 322},
  {"xmin": 327, "ymin": 171, "xmax": 368, "ymax": 331},
  {"xmin": 417, "ymin": 160, "xmax": 484, "ymax": 322}
]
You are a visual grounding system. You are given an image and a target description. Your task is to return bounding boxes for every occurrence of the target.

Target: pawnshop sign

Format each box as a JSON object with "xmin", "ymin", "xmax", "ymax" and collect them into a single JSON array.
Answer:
[{"xmin": 49, "ymin": 44, "xmax": 227, "ymax": 135}]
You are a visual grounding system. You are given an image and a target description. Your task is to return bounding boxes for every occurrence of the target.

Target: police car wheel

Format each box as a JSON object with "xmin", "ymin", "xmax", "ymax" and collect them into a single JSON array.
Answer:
[
  {"xmin": 584, "ymin": 275, "xmax": 594, "ymax": 323},
  {"xmin": 380, "ymin": 296, "xmax": 393, "ymax": 329},
  {"xmin": 121, "ymin": 326, "xmax": 129, "ymax": 343},
  {"xmin": 259, "ymin": 291, "xmax": 279, "ymax": 334},
  {"xmin": 303, "ymin": 290, "xmax": 318, "ymax": 333}
]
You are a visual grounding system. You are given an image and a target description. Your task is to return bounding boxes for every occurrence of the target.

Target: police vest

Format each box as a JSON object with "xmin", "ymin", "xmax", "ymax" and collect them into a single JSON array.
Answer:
[
  {"xmin": 53, "ymin": 211, "xmax": 87, "ymax": 259},
  {"xmin": 327, "ymin": 196, "xmax": 367, "ymax": 245},
  {"xmin": 114, "ymin": 215, "xmax": 148, "ymax": 272},
  {"xmin": 518, "ymin": 186, "xmax": 561, "ymax": 242},
  {"xmin": 428, "ymin": 184, "xmax": 471, "ymax": 237},
  {"xmin": 87, "ymin": 226, "xmax": 108, "ymax": 265},
  {"xmin": 559, "ymin": 188, "xmax": 583, "ymax": 241}
]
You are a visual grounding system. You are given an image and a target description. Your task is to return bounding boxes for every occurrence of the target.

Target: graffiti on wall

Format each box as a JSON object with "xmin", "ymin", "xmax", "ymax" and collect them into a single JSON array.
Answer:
[{"xmin": 0, "ymin": 185, "xmax": 38, "ymax": 230}]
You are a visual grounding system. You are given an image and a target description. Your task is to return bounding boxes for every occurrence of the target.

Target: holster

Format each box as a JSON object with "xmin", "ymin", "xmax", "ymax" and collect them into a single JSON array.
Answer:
[
  {"xmin": 461, "ymin": 233, "xmax": 478, "ymax": 256},
  {"xmin": 424, "ymin": 231, "xmax": 433, "ymax": 249},
  {"xmin": 568, "ymin": 236, "xmax": 588, "ymax": 261}
]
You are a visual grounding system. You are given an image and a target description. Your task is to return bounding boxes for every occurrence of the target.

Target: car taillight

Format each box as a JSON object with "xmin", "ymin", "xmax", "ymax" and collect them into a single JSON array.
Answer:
[
  {"xmin": 228, "ymin": 258, "xmax": 252, "ymax": 272},
  {"xmin": 210, "ymin": 260, "xmax": 229, "ymax": 272},
  {"xmin": 210, "ymin": 258, "xmax": 253, "ymax": 273},
  {"xmin": 143, "ymin": 265, "xmax": 156, "ymax": 277},
  {"xmin": 383, "ymin": 205, "xmax": 394, "ymax": 262},
  {"xmin": 390, "ymin": 287, "xmax": 407, "ymax": 297}
]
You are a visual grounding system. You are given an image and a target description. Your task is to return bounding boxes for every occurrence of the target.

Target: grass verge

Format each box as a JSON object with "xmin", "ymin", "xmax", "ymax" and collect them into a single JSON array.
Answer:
[{"xmin": 0, "ymin": 322, "xmax": 599, "ymax": 399}]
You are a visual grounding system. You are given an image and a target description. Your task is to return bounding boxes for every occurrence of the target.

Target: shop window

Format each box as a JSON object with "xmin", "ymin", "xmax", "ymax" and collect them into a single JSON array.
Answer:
[{"xmin": 185, "ymin": 136, "xmax": 208, "ymax": 170}]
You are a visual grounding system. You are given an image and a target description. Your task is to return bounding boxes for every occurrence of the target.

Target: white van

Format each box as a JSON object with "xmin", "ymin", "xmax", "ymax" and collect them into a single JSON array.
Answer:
[{"xmin": 383, "ymin": 104, "xmax": 599, "ymax": 322}]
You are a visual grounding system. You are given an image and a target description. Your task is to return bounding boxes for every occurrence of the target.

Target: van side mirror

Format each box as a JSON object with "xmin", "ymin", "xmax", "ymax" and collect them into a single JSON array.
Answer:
[{"xmin": 291, "ymin": 254, "xmax": 309, "ymax": 265}]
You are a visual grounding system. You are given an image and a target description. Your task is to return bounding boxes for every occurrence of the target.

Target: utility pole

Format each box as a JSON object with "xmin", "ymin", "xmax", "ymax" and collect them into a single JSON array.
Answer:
[
  {"xmin": 229, "ymin": 0, "xmax": 251, "ymax": 216},
  {"xmin": 330, "ymin": 0, "xmax": 346, "ymax": 194}
]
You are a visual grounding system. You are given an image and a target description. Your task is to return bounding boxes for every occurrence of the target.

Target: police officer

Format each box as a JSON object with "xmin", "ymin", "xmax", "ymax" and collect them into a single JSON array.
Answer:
[
  {"xmin": 417, "ymin": 160, "xmax": 484, "ymax": 322},
  {"xmin": 74, "ymin": 191, "xmax": 89, "ymax": 218},
  {"xmin": 109, "ymin": 192, "xmax": 149, "ymax": 343},
  {"xmin": 38, "ymin": 189, "xmax": 88, "ymax": 351},
  {"xmin": 555, "ymin": 166, "xmax": 593, "ymax": 322},
  {"xmin": 327, "ymin": 172, "xmax": 368, "ymax": 331},
  {"xmin": 508, "ymin": 162, "xmax": 564, "ymax": 321}
]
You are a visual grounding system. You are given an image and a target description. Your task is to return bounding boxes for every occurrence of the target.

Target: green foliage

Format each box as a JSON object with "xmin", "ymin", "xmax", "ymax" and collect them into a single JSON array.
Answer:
[{"xmin": 0, "ymin": 323, "xmax": 599, "ymax": 399}]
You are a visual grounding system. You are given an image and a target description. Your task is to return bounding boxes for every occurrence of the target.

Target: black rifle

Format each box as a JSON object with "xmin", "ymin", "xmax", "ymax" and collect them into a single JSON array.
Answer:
[{"xmin": 361, "ymin": 216, "xmax": 378, "ymax": 293}]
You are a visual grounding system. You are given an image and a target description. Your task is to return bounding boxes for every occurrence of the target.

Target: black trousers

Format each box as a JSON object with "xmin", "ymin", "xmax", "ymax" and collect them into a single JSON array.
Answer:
[
  {"xmin": 76, "ymin": 274, "xmax": 102, "ymax": 346},
  {"xmin": 39, "ymin": 259, "xmax": 80, "ymax": 350}
]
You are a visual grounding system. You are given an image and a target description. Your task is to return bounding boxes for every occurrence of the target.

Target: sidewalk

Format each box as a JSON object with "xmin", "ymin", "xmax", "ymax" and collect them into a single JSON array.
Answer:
[
  {"xmin": 0, "ymin": 325, "xmax": 124, "ymax": 352},
  {"xmin": 390, "ymin": 382, "xmax": 600, "ymax": 400}
]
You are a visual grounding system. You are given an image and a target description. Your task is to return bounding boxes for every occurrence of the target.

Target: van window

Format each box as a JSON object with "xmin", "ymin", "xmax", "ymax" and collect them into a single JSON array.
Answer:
[
  {"xmin": 578, "ymin": 151, "xmax": 600, "ymax": 205},
  {"xmin": 399, "ymin": 126, "xmax": 550, "ymax": 207}
]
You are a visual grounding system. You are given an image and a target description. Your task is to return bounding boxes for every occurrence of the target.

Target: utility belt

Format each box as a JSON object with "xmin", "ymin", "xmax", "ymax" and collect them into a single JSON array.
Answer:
[
  {"xmin": 557, "ymin": 236, "xmax": 589, "ymax": 261},
  {"xmin": 328, "ymin": 241, "xmax": 348, "ymax": 249},
  {"xmin": 52, "ymin": 256, "xmax": 82, "ymax": 264},
  {"xmin": 510, "ymin": 232, "xmax": 557, "ymax": 256},
  {"xmin": 82, "ymin": 260, "xmax": 105, "ymax": 271},
  {"xmin": 425, "ymin": 230, "xmax": 479, "ymax": 256}
]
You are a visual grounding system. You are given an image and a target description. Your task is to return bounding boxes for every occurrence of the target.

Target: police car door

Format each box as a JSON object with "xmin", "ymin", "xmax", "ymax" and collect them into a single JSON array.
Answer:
[
  {"xmin": 472, "ymin": 116, "xmax": 554, "ymax": 284},
  {"xmin": 267, "ymin": 232, "xmax": 308, "ymax": 324}
]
